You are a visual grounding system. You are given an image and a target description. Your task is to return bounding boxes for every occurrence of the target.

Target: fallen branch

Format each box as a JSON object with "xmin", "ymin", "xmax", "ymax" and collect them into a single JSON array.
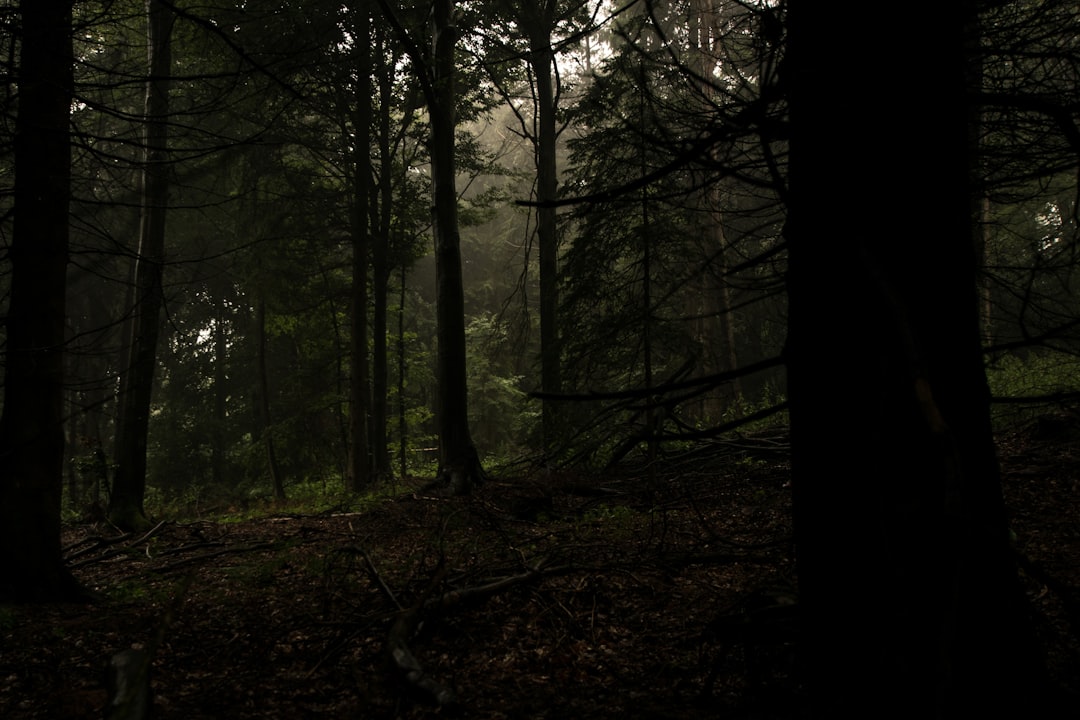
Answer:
[
  {"xmin": 383, "ymin": 557, "xmax": 572, "ymax": 707},
  {"xmin": 65, "ymin": 521, "xmax": 172, "ymax": 568},
  {"xmin": 67, "ymin": 546, "xmax": 144, "ymax": 569},
  {"xmin": 361, "ymin": 549, "xmax": 402, "ymax": 610},
  {"xmin": 427, "ymin": 564, "xmax": 548, "ymax": 611},
  {"xmin": 157, "ymin": 541, "xmax": 226, "ymax": 557},
  {"xmin": 149, "ymin": 541, "xmax": 276, "ymax": 573},
  {"xmin": 132, "ymin": 520, "xmax": 169, "ymax": 546},
  {"xmin": 64, "ymin": 532, "xmax": 135, "ymax": 562},
  {"xmin": 387, "ymin": 607, "xmax": 457, "ymax": 706},
  {"xmin": 386, "ymin": 561, "xmax": 456, "ymax": 706}
]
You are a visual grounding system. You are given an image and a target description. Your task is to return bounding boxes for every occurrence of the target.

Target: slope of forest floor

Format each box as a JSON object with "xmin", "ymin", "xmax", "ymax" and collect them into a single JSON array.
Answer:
[{"xmin": 1, "ymin": 418, "xmax": 1078, "ymax": 719}]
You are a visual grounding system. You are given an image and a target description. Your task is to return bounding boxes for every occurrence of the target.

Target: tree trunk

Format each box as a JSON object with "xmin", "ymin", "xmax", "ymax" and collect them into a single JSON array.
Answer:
[
  {"xmin": 212, "ymin": 290, "xmax": 228, "ymax": 488},
  {"xmin": 525, "ymin": 14, "xmax": 563, "ymax": 459},
  {"xmin": 431, "ymin": 0, "xmax": 481, "ymax": 493},
  {"xmin": 255, "ymin": 295, "xmax": 286, "ymax": 501},
  {"xmin": 638, "ymin": 59, "xmax": 658, "ymax": 476},
  {"xmin": 398, "ymin": 264, "xmax": 409, "ymax": 480},
  {"xmin": 372, "ymin": 29, "xmax": 394, "ymax": 481},
  {"xmin": 0, "ymin": 0, "xmax": 84, "ymax": 602},
  {"xmin": 111, "ymin": 0, "xmax": 174, "ymax": 531},
  {"xmin": 346, "ymin": 3, "xmax": 373, "ymax": 493},
  {"xmin": 693, "ymin": 0, "xmax": 739, "ymax": 418},
  {"xmin": 786, "ymin": 4, "xmax": 1048, "ymax": 716}
]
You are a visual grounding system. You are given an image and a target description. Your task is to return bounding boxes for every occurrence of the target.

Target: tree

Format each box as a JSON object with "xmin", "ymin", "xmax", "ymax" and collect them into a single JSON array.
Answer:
[
  {"xmin": 786, "ymin": 3, "xmax": 1050, "ymax": 715},
  {"xmin": 554, "ymin": 2, "xmax": 787, "ymax": 466},
  {"xmin": 370, "ymin": 23, "xmax": 427, "ymax": 482},
  {"xmin": 0, "ymin": 0, "xmax": 86, "ymax": 602},
  {"xmin": 975, "ymin": 0, "xmax": 1080, "ymax": 405},
  {"xmin": 484, "ymin": 0, "xmax": 596, "ymax": 457},
  {"xmin": 346, "ymin": 2, "xmax": 374, "ymax": 492},
  {"xmin": 429, "ymin": 0, "xmax": 482, "ymax": 491},
  {"xmin": 370, "ymin": 26, "xmax": 398, "ymax": 482},
  {"xmin": 377, "ymin": 0, "xmax": 483, "ymax": 491},
  {"xmin": 110, "ymin": 0, "xmax": 175, "ymax": 530}
]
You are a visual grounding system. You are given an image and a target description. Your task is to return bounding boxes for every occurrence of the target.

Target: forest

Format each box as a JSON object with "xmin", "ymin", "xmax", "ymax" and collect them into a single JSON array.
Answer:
[{"xmin": 1, "ymin": 0, "xmax": 1079, "ymax": 717}]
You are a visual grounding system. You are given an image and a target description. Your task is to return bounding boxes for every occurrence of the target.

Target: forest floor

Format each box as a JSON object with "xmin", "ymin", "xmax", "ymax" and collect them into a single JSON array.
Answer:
[{"xmin": 2, "ymin": 417, "xmax": 1078, "ymax": 719}]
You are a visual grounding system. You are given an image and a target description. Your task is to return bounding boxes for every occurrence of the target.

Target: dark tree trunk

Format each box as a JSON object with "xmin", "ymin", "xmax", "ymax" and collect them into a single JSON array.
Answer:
[
  {"xmin": 398, "ymin": 264, "xmax": 409, "ymax": 481},
  {"xmin": 212, "ymin": 290, "xmax": 227, "ymax": 488},
  {"xmin": 431, "ymin": 0, "xmax": 481, "ymax": 492},
  {"xmin": 371, "ymin": 28, "xmax": 394, "ymax": 481},
  {"xmin": 346, "ymin": 2, "xmax": 373, "ymax": 492},
  {"xmin": 111, "ymin": 0, "xmax": 174, "ymax": 531},
  {"xmin": 255, "ymin": 295, "xmax": 286, "ymax": 501},
  {"xmin": 525, "ymin": 14, "xmax": 562, "ymax": 458},
  {"xmin": 786, "ymin": 4, "xmax": 1048, "ymax": 716},
  {"xmin": 0, "ymin": 0, "xmax": 84, "ymax": 602}
]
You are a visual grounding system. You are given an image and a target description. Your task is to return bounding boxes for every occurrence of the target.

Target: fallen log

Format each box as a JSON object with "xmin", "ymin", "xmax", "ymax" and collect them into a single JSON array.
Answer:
[{"xmin": 382, "ymin": 559, "xmax": 562, "ymax": 707}]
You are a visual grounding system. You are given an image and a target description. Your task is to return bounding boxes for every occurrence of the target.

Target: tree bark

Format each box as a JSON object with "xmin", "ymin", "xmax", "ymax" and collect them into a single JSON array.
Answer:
[
  {"xmin": 372, "ymin": 28, "xmax": 394, "ymax": 481},
  {"xmin": 0, "ymin": 0, "xmax": 84, "ymax": 602},
  {"xmin": 693, "ymin": 0, "xmax": 739, "ymax": 418},
  {"xmin": 347, "ymin": 2, "xmax": 373, "ymax": 493},
  {"xmin": 786, "ymin": 3, "xmax": 1048, "ymax": 716},
  {"xmin": 255, "ymin": 295, "xmax": 286, "ymax": 501},
  {"xmin": 211, "ymin": 290, "xmax": 228, "ymax": 488},
  {"xmin": 111, "ymin": 0, "xmax": 174, "ymax": 531},
  {"xmin": 521, "ymin": 3, "xmax": 563, "ymax": 458},
  {"xmin": 431, "ymin": 0, "xmax": 481, "ymax": 492}
]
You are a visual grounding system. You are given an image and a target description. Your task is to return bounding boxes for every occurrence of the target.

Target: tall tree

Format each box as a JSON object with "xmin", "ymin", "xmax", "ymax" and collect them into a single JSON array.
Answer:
[
  {"xmin": 254, "ymin": 292, "xmax": 286, "ymax": 501},
  {"xmin": 498, "ymin": 1, "xmax": 569, "ymax": 454},
  {"xmin": 786, "ymin": 2, "xmax": 1050, "ymax": 715},
  {"xmin": 370, "ymin": 24, "xmax": 411, "ymax": 482},
  {"xmin": 429, "ymin": 0, "xmax": 481, "ymax": 491},
  {"xmin": 377, "ymin": 0, "xmax": 483, "ymax": 491},
  {"xmin": 0, "ymin": 0, "xmax": 85, "ymax": 602},
  {"xmin": 110, "ymin": 0, "xmax": 175, "ymax": 530},
  {"xmin": 346, "ymin": 2, "xmax": 374, "ymax": 492},
  {"xmin": 485, "ymin": 0, "xmax": 598, "ymax": 457}
]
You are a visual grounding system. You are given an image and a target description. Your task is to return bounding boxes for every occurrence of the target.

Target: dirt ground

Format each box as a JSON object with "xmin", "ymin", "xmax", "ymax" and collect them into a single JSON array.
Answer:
[{"xmin": 1, "ymin": 420, "xmax": 1077, "ymax": 719}]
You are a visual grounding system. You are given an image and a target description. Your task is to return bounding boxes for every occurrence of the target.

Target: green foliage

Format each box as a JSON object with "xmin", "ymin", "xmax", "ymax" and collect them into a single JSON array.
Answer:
[
  {"xmin": 221, "ymin": 552, "xmax": 303, "ymax": 589},
  {"xmin": 143, "ymin": 471, "xmax": 411, "ymax": 525},
  {"xmin": 578, "ymin": 503, "xmax": 641, "ymax": 539},
  {"xmin": 105, "ymin": 579, "xmax": 156, "ymax": 604},
  {"xmin": 465, "ymin": 313, "xmax": 539, "ymax": 463},
  {"xmin": 552, "ymin": 10, "xmax": 787, "ymax": 466},
  {"xmin": 986, "ymin": 351, "xmax": 1080, "ymax": 426},
  {"xmin": 987, "ymin": 353, "xmax": 1073, "ymax": 398}
]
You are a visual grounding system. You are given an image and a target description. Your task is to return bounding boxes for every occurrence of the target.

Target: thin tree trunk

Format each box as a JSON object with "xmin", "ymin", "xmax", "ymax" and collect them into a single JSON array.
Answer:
[
  {"xmin": 255, "ymin": 295, "xmax": 286, "ymax": 501},
  {"xmin": 372, "ymin": 31, "xmax": 394, "ymax": 481},
  {"xmin": 529, "ymin": 26, "xmax": 562, "ymax": 458},
  {"xmin": 347, "ymin": 2, "xmax": 373, "ymax": 492},
  {"xmin": 0, "ymin": 0, "xmax": 84, "ymax": 602},
  {"xmin": 709, "ymin": 203, "xmax": 740, "ymax": 405},
  {"xmin": 694, "ymin": 0, "xmax": 739, "ymax": 416},
  {"xmin": 320, "ymin": 264, "xmax": 350, "ymax": 483},
  {"xmin": 967, "ymin": 17, "xmax": 994, "ymax": 349},
  {"xmin": 398, "ymin": 264, "xmax": 409, "ymax": 480},
  {"xmin": 637, "ymin": 59, "xmax": 658, "ymax": 478},
  {"xmin": 212, "ymin": 290, "xmax": 227, "ymax": 487},
  {"xmin": 110, "ymin": 0, "xmax": 174, "ymax": 531}
]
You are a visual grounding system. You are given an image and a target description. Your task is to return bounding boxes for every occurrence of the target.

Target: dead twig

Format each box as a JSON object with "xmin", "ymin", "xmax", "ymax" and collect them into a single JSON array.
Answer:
[{"xmin": 361, "ymin": 549, "xmax": 403, "ymax": 610}]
